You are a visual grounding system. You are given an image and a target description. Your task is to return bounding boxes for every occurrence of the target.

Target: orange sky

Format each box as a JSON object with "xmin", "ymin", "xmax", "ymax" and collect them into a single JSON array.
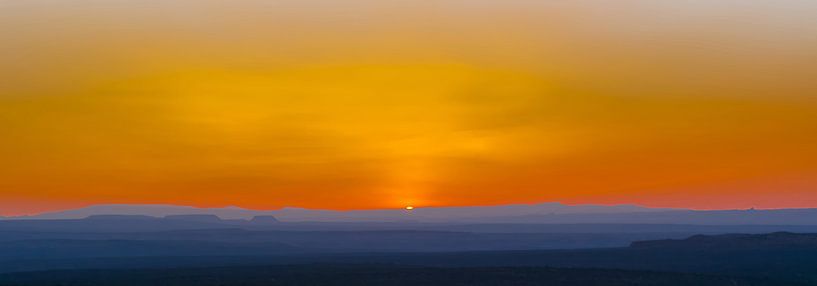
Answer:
[{"xmin": 2, "ymin": 0, "xmax": 817, "ymax": 215}]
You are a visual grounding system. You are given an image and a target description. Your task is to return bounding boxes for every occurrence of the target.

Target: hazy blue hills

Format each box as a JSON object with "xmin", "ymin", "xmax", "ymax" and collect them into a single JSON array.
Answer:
[
  {"xmin": 0, "ymin": 228, "xmax": 687, "ymax": 258},
  {"xmin": 631, "ymin": 231, "xmax": 817, "ymax": 249},
  {"xmin": 5, "ymin": 205, "xmax": 817, "ymax": 285},
  {"xmin": 7, "ymin": 214, "xmax": 817, "ymax": 233},
  {"xmin": 2, "ymin": 233, "xmax": 817, "ymax": 285},
  {"xmin": 5, "ymin": 215, "xmax": 817, "ymax": 255}
]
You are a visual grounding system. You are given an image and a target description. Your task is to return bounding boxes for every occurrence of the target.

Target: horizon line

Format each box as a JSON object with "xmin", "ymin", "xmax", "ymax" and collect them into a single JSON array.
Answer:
[{"xmin": 3, "ymin": 201, "xmax": 805, "ymax": 218}]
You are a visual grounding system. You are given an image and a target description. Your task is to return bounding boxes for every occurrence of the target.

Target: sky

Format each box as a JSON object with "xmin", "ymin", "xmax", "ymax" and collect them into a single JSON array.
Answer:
[{"xmin": 1, "ymin": 0, "xmax": 817, "ymax": 215}]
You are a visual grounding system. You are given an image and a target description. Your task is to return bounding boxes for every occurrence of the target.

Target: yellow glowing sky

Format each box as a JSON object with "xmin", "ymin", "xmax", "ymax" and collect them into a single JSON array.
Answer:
[{"xmin": 2, "ymin": 0, "xmax": 817, "ymax": 215}]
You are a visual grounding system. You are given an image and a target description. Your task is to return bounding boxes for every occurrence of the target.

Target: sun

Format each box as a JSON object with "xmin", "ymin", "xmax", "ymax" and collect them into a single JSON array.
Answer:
[{"xmin": 405, "ymin": 206, "xmax": 415, "ymax": 210}]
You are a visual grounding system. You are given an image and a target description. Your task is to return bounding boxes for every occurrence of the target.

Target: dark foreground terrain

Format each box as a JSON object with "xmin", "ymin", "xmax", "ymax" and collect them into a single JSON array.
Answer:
[
  {"xmin": 3, "ymin": 215, "xmax": 817, "ymax": 286},
  {"xmin": 0, "ymin": 265, "xmax": 800, "ymax": 286},
  {"xmin": 4, "ymin": 233, "xmax": 817, "ymax": 283}
]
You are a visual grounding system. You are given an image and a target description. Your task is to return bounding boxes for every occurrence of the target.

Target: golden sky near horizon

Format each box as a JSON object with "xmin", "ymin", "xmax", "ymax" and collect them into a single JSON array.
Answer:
[{"xmin": 2, "ymin": 0, "xmax": 817, "ymax": 215}]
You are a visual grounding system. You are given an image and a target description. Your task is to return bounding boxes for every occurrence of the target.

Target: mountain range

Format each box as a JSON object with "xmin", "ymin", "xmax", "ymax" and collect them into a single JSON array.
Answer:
[
  {"xmin": 6, "ymin": 203, "xmax": 667, "ymax": 222},
  {"xmin": 6, "ymin": 203, "xmax": 817, "ymax": 225}
]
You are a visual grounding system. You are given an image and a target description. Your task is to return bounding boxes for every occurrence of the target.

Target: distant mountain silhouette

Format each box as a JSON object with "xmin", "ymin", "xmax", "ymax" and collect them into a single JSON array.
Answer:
[
  {"xmin": 11, "ymin": 203, "xmax": 817, "ymax": 225},
  {"xmin": 485, "ymin": 209, "xmax": 817, "ymax": 225},
  {"xmin": 11, "ymin": 203, "xmax": 672, "ymax": 222},
  {"xmin": 22, "ymin": 205, "xmax": 270, "ymax": 220}
]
